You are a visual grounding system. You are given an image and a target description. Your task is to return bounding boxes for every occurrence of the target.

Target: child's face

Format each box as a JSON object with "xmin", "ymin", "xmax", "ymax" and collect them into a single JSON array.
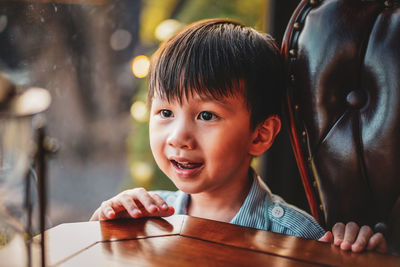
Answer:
[{"xmin": 149, "ymin": 91, "xmax": 257, "ymax": 195}]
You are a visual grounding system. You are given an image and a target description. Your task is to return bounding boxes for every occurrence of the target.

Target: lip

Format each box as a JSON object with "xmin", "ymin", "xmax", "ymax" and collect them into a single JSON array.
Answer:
[{"xmin": 169, "ymin": 156, "xmax": 204, "ymax": 178}]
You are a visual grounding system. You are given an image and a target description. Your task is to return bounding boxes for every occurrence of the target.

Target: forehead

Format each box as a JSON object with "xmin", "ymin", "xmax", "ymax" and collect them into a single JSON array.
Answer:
[{"xmin": 151, "ymin": 90, "xmax": 247, "ymax": 107}]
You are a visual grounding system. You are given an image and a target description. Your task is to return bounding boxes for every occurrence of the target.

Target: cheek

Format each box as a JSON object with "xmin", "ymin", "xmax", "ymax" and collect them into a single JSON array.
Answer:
[
  {"xmin": 149, "ymin": 133, "xmax": 168, "ymax": 175},
  {"xmin": 203, "ymin": 127, "xmax": 252, "ymax": 161},
  {"xmin": 149, "ymin": 122, "xmax": 163, "ymax": 160}
]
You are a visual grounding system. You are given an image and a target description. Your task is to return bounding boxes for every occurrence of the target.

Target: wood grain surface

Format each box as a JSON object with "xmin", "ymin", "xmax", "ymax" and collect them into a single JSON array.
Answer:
[{"xmin": 37, "ymin": 215, "xmax": 400, "ymax": 267}]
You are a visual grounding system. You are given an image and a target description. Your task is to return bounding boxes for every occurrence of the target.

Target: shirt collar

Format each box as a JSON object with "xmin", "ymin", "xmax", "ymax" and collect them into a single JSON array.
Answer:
[
  {"xmin": 229, "ymin": 169, "xmax": 268, "ymax": 228},
  {"xmin": 174, "ymin": 168, "xmax": 269, "ymax": 229}
]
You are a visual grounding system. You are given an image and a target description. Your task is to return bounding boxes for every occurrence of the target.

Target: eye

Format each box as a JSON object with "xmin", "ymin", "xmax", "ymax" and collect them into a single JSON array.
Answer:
[
  {"xmin": 198, "ymin": 111, "xmax": 218, "ymax": 121},
  {"xmin": 160, "ymin": 109, "xmax": 173, "ymax": 118}
]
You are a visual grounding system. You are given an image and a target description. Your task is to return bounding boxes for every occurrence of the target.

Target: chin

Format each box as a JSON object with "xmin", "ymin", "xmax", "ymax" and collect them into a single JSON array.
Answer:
[{"xmin": 171, "ymin": 181, "xmax": 203, "ymax": 195}]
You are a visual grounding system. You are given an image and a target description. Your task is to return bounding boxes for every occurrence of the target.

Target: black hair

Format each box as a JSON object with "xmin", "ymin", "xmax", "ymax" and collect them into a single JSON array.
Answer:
[{"xmin": 148, "ymin": 18, "xmax": 284, "ymax": 129}]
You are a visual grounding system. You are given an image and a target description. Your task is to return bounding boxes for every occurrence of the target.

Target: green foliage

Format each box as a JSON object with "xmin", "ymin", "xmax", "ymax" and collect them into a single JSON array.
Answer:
[
  {"xmin": 140, "ymin": 0, "xmax": 180, "ymax": 44},
  {"xmin": 176, "ymin": 0, "xmax": 266, "ymax": 30}
]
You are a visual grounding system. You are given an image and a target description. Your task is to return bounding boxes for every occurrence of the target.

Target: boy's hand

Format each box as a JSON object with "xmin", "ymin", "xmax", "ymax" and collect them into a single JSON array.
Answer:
[
  {"xmin": 89, "ymin": 188, "xmax": 175, "ymax": 221},
  {"xmin": 318, "ymin": 222, "xmax": 387, "ymax": 253}
]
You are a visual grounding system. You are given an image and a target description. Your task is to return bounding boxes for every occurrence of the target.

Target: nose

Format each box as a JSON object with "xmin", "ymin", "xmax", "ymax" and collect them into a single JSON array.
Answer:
[{"xmin": 167, "ymin": 119, "xmax": 195, "ymax": 150}]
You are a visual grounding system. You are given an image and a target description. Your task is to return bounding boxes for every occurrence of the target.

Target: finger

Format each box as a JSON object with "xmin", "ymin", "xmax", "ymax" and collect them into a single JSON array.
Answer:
[
  {"xmin": 118, "ymin": 192, "xmax": 143, "ymax": 218},
  {"xmin": 367, "ymin": 233, "xmax": 387, "ymax": 253},
  {"xmin": 351, "ymin": 225, "xmax": 373, "ymax": 253},
  {"xmin": 150, "ymin": 193, "xmax": 169, "ymax": 211},
  {"xmin": 332, "ymin": 222, "xmax": 345, "ymax": 246},
  {"xmin": 164, "ymin": 206, "xmax": 175, "ymax": 217},
  {"xmin": 135, "ymin": 194, "xmax": 174, "ymax": 217},
  {"xmin": 89, "ymin": 208, "xmax": 100, "ymax": 221},
  {"xmin": 318, "ymin": 231, "xmax": 334, "ymax": 243},
  {"xmin": 136, "ymin": 205, "xmax": 175, "ymax": 218},
  {"xmin": 134, "ymin": 188, "xmax": 160, "ymax": 214},
  {"xmin": 341, "ymin": 222, "xmax": 359, "ymax": 251},
  {"xmin": 100, "ymin": 201, "xmax": 116, "ymax": 220},
  {"xmin": 99, "ymin": 209, "xmax": 111, "ymax": 221}
]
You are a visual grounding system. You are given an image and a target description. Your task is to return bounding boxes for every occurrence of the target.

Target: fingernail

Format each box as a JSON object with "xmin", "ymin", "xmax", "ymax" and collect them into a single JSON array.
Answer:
[
  {"xmin": 131, "ymin": 208, "xmax": 140, "ymax": 216},
  {"xmin": 341, "ymin": 241, "xmax": 351, "ymax": 250},
  {"xmin": 149, "ymin": 204, "xmax": 158, "ymax": 213},
  {"xmin": 107, "ymin": 210, "xmax": 113, "ymax": 217},
  {"xmin": 352, "ymin": 244, "xmax": 362, "ymax": 252},
  {"xmin": 161, "ymin": 204, "xmax": 168, "ymax": 210}
]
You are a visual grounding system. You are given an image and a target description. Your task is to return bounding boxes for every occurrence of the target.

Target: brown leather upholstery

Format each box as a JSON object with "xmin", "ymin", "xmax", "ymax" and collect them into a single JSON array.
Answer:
[{"xmin": 282, "ymin": 0, "xmax": 400, "ymax": 252}]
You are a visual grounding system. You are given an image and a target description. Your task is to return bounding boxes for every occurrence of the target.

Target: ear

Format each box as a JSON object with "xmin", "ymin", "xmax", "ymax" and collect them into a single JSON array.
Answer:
[{"xmin": 248, "ymin": 115, "xmax": 281, "ymax": 156}]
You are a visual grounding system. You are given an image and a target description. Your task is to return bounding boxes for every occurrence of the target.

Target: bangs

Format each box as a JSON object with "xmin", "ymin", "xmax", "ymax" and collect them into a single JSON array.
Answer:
[
  {"xmin": 148, "ymin": 19, "xmax": 250, "ymax": 104},
  {"xmin": 148, "ymin": 18, "xmax": 284, "ymax": 129}
]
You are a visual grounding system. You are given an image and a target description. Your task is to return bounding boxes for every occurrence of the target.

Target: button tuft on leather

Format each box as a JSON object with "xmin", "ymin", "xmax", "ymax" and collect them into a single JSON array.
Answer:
[
  {"xmin": 293, "ymin": 22, "xmax": 302, "ymax": 31},
  {"xmin": 310, "ymin": 0, "xmax": 320, "ymax": 7},
  {"xmin": 346, "ymin": 90, "xmax": 366, "ymax": 109},
  {"xmin": 272, "ymin": 206, "xmax": 284, "ymax": 218}
]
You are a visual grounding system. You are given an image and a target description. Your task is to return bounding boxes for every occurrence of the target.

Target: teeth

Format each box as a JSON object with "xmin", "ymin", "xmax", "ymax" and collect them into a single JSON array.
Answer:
[
  {"xmin": 177, "ymin": 162, "xmax": 190, "ymax": 169},
  {"xmin": 173, "ymin": 160, "xmax": 201, "ymax": 169},
  {"xmin": 177, "ymin": 163, "xmax": 185, "ymax": 169}
]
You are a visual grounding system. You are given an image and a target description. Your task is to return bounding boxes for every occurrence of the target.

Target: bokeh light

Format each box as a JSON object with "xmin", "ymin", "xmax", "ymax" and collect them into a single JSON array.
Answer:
[
  {"xmin": 155, "ymin": 19, "xmax": 183, "ymax": 41},
  {"xmin": 131, "ymin": 55, "xmax": 150, "ymax": 78},
  {"xmin": 130, "ymin": 101, "xmax": 148, "ymax": 122},
  {"xmin": 130, "ymin": 161, "xmax": 154, "ymax": 184},
  {"xmin": 110, "ymin": 29, "xmax": 132, "ymax": 51}
]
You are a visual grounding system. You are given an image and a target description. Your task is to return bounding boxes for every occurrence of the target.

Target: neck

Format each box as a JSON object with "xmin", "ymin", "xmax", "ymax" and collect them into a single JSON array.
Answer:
[{"xmin": 187, "ymin": 169, "xmax": 252, "ymax": 223}]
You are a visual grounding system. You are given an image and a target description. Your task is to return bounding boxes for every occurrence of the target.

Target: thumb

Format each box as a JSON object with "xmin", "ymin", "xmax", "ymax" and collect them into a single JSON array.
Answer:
[{"xmin": 318, "ymin": 231, "xmax": 334, "ymax": 243}]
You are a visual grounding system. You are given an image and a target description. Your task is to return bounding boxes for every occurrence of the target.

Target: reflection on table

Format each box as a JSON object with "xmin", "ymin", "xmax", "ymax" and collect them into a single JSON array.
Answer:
[{"xmin": 37, "ymin": 215, "xmax": 400, "ymax": 266}]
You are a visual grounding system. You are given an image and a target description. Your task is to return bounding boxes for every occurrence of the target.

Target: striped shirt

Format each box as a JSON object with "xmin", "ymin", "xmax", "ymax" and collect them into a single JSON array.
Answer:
[{"xmin": 152, "ymin": 170, "xmax": 325, "ymax": 240}]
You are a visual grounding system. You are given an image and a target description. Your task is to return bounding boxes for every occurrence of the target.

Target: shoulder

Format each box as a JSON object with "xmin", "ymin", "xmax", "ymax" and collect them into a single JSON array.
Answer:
[
  {"xmin": 253, "ymin": 171, "xmax": 325, "ymax": 240},
  {"xmin": 266, "ymin": 194, "xmax": 325, "ymax": 240}
]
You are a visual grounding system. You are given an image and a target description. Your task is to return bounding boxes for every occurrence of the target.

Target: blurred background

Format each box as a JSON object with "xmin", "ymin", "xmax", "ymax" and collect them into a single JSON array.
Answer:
[{"xmin": 0, "ymin": 0, "xmax": 302, "ymax": 227}]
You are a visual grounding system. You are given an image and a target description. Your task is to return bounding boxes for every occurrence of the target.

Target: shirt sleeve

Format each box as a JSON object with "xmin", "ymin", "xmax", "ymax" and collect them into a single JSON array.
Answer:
[{"xmin": 267, "ymin": 201, "xmax": 326, "ymax": 240}]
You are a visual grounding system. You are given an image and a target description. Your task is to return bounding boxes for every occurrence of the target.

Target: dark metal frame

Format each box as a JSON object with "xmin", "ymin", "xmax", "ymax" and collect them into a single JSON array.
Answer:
[{"xmin": 24, "ymin": 120, "xmax": 47, "ymax": 267}]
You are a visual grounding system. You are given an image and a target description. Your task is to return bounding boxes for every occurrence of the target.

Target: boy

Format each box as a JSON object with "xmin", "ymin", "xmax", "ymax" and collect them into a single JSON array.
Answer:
[{"xmin": 91, "ymin": 19, "xmax": 386, "ymax": 253}]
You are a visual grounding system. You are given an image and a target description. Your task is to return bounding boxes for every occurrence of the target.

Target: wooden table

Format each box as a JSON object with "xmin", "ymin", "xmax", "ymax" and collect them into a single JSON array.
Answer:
[{"xmin": 38, "ymin": 215, "xmax": 400, "ymax": 266}]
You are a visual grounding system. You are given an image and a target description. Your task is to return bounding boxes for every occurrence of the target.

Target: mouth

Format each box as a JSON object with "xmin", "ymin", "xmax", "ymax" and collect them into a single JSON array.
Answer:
[{"xmin": 171, "ymin": 160, "xmax": 203, "ymax": 170}]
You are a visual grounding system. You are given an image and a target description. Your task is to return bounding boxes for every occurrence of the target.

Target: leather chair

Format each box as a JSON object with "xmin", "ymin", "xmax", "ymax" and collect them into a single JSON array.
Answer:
[{"xmin": 281, "ymin": 0, "xmax": 400, "ymax": 253}]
